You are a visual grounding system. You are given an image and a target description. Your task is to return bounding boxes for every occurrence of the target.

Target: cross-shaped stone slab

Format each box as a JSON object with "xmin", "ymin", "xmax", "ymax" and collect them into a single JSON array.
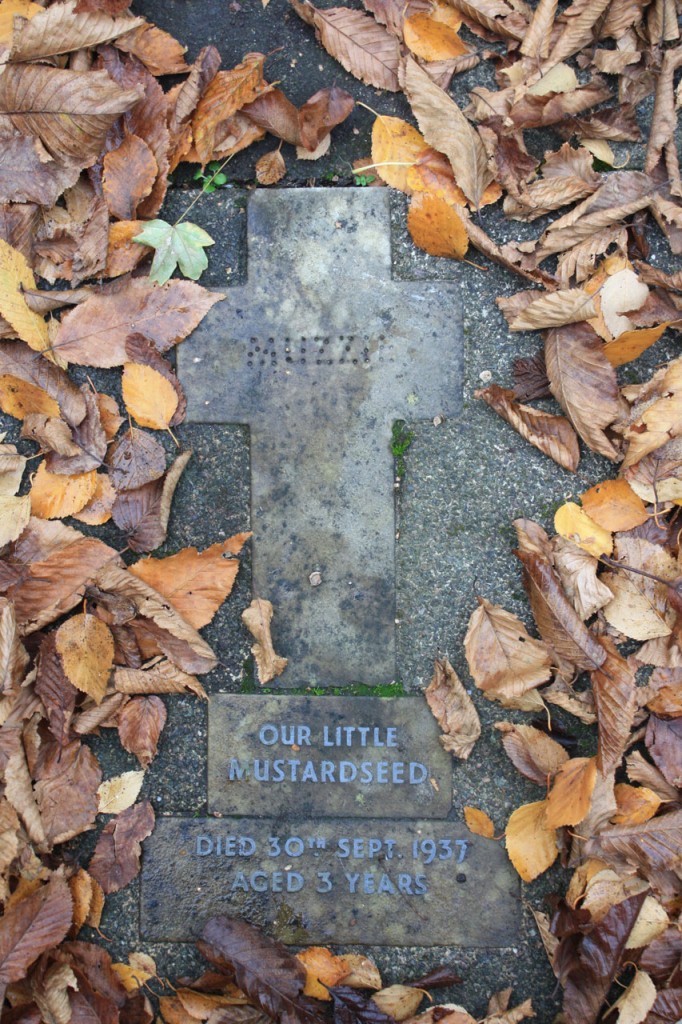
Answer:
[{"xmin": 177, "ymin": 189, "xmax": 461, "ymax": 685}]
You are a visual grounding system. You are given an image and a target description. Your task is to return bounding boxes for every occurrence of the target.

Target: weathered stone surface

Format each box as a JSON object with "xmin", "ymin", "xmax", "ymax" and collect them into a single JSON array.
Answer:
[
  {"xmin": 208, "ymin": 695, "xmax": 452, "ymax": 818},
  {"xmin": 141, "ymin": 816, "xmax": 519, "ymax": 946},
  {"xmin": 177, "ymin": 189, "xmax": 461, "ymax": 686}
]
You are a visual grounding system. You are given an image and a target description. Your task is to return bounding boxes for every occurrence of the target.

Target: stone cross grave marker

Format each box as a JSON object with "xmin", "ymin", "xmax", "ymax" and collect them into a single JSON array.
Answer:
[{"xmin": 177, "ymin": 189, "xmax": 462, "ymax": 685}]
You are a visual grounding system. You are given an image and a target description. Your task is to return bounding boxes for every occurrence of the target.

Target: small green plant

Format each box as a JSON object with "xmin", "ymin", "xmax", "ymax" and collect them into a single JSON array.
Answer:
[
  {"xmin": 193, "ymin": 160, "xmax": 229, "ymax": 192},
  {"xmin": 391, "ymin": 420, "xmax": 415, "ymax": 479},
  {"xmin": 354, "ymin": 173, "xmax": 376, "ymax": 186}
]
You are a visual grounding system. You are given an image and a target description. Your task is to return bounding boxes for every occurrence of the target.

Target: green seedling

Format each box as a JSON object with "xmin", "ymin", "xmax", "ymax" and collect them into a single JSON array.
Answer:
[
  {"xmin": 193, "ymin": 161, "xmax": 229, "ymax": 192},
  {"xmin": 391, "ymin": 420, "xmax": 415, "ymax": 479}
]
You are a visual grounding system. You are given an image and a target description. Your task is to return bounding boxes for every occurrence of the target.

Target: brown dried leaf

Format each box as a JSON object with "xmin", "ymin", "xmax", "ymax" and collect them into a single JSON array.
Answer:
[
  {"xmin": 128, "ymin": 534, "xmax": 249, "ymax": 630},
  {"xmin": 495, "ymin": 722, "xmax": 569, "ymax": 786},
  {"xmin": 255, "ymin": 150, "xmax": 286, "ymax": 186},
  {"xmin": 545, "ymin": 756, "xmax": 598, "ymax": 828},
  {"xmin": 35, "ymin": 634, "xmax": 77, "ymax": 750},
  {"xmin": 424, "ymin": 656, "xmax": 480, "ymax": 759},
  {"xmin": 291, "ymin": 0, "xmax": 401, "ymax": 91},
  {"xmin": 88, "ymin": 800, "xmax": 154, "ymax": 894},
  {"xmin": 192, "ymin": 54, "xmax": 269, "ymax": 166},
  {"xmin": 476, "ymin": 384, "xmax": 579, "ymax": 472},
  {"xmin": 106, "ymin": 428, "xmax": 166, "ymax": 492},
  {"xmin": 545, "ymin": 322, "xmax": 622, "ymax": 461},
  {"xmin": 402, "ymin": 56, "xmax": 492, "ymax": 207},
  {"xmin": 55, "ymin": 612, "xmax": 114, "ymax": 704},
  {"xmin": 0, "ymin": 341, "xmax": 86, "ymax": 426},
  {"xmin": 0, "ymin": 876, "xmax": 72, "ymax": 988},
  {"xmin": 0, "ymin": 64, "xmax": 141, "ymax": 166},
  {"xmin": 111, "ymin": 449, "xmax": 190, "ymax": 553},
  {"xmin": 591, "ymin": 640, "xmax": 637, "ymax": 775},
  {"xmin": 117, "ymin": 695, "xmax": 166, "ymax": 768},
  {"xmin": 103, "ymin": 134, "xmax": 158, "ymax": 222},
  {"xmin": 372, "ymin": 986, "xmax": 423, "ymax": 1021},
  {"xmin": 551, "ymin": 537, "xmax": 613, "ymax": 621},
  {"xmin": 464, "ymin": 597, "xmax": 552, "ymax": 703},
  {"xmin": 116, "ymin": 22, "xmax": 189, "ymax": 76},
  {"xmin": 114, "ymin": 661, "xmax": 207, "ymax": 699},
  {"xmin": 53, "ymin": 279, "xmax": 223, "ymax": 367},
  {"xmin": 242, "ymin": 598, "xmax": 288, "ymax": 684},
  {"xmin": 34, "ymin": 739, "xmax": 101, "ymax": 845},
  {"xmin": 588, "ymin": 808, "xmax": 682, "ymax": 873}
]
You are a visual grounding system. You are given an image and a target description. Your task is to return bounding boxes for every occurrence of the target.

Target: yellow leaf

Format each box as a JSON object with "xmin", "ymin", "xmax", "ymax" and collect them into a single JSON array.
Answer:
[
  {"xmin": 464, "ymin": 805, "xmax": 495, "ymax": 838},
  {"xmin": 404, "ymin": 13, "xmax": 469, "ymax": 61},
  {"xmin": 336, "ymin": 954, "xmax": 382, "ymax": 989},
  {"xmin": 612, "ymin": 784, "xmax": 661, "ymax": 825},
  {"xmin": 98, "ymin": 770, "xmax": 145, "ymax": 814},
  {"xmin": 73, "ymin": 473, "xmax": 116, "ymax": 526},
  {"xmin": 297, "ymin": 947, "xmax": 350, "ymax": 1000},
  {"xmin": 545, "ymin": 756, "xmax": 597, "ymax": 828},
  {"xmin": 407, "ymin": 194, "xmax": 468, "ymax": 259},
  {"xmin": 603, "ymin": 322, "xmax": 675, "ymax": 367},
  {"xmin": 554, "ymin": 501, "xmax": 613, "ymax": 557},
  {"xmin": 0, "ymin": 239, "xmax": 49, "ymax": 354},
  {"xmin": 55, "ymin": 612, "xmax": 114, "ymax": 704},
  {"xmin": 129, "ymin": 534, "xmax": 250, "ymax": 629},
  {"xmin": 112, "ymin": 953, "xmax": 157, "ymax": 992},
  {"xmin": 505, "ymin": 800, "xmax": 558, "ymax": 882},
  {"xmin": 626, "ymin": 896, "xmax": 669, "ymax": 949},
  {"xmin": 30, "ymin": 462, "xmax": 97, "ymax": 519},
  {"xmin": 0, "ymin": 0, "xmax": 43, "ymax": 46},
  {"xmin": 122, "ymin": 363, "xmax": 179, "ymax": 430},
  {"xmin": 0, "ymin": 374, "xmax": 60, "ymax": 420},
  {"xmin": 371, "ymin": 116, "xmax": 427, "ymax": 193},
  {"xmin": 580, "ymin": 479, "xmax": 648, "ymax": 532},
  {"xmin": 0, "ymin": 493, "xmax": 30, "ymax": 546}
]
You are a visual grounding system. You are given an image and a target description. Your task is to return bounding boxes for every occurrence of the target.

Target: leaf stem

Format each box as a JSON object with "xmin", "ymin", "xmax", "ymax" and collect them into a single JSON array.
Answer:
[{"xmin": 174, "ymin": 154, "xmax": 235, "ymax": 227}]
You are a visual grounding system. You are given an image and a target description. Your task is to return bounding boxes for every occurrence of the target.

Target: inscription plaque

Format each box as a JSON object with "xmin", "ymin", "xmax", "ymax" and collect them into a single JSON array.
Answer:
[
  {"xmin": 208, "ymin": 695, "xmax": 452, "ymax": 818},
  {"xmin": 140, "ymin": 817, "xmax": 519, "ymax": 946},
  {"xmin": 177, "ymin": 189, "xmax": 462, "ymax": 685}
]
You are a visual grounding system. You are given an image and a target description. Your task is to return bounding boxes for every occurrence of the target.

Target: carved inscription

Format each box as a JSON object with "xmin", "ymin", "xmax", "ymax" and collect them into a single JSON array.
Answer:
[
  {"xmin": 208, "ymin": 696, "xmax": 453, "ymax": 818},
  {"xmin": 140, "ymin": 818, "xmax": 520, "ymax": 946},
  {"xmin": 244, "ymin": 335, "xmax": 397, "ymax": 370}
]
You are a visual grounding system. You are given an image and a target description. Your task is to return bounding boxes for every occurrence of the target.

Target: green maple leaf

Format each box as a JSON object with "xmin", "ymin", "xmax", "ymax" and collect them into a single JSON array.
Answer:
[{"xmin": 133, "ymin": 219, "xmax": 215, "ymax": 285}]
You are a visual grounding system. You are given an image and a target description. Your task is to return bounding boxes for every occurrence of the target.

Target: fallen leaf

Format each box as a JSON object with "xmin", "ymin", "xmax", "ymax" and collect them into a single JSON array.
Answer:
[
  {"xmin": 53, "ymin": 278, "xmax": 223, "ymax": 366},
  {"xmin": 551, "ymin": 537, "xmax": 613, "ymax": 620},
  {"xmin": 424, "ymin": 656, "xmax": 480, "ymax": 759},
  {"xmin": 256, "ymin": 149, "xmax": 286, "ymax": 186},
  {"xmin": 30, "ymin": 463, "xmax": 97, "ymax": 520},
  {"xmin": 72, "ymin": 473, "xmax": 116, "ymax": 526},
  {"xmin": 192, "ymin": 53, "xmax": 268, "ymax": 165},
  {"xmin": 464, "ymin": 597, "xmax": 552, "ymax": 702},
  {"xmin": 297, "ymin": 947, "xmax": 350, "ymax": 1000},
  {"xmin": 603, "ymin": 322, "xmax": 675, "ymax": 367},
  {"xmin": 97, "ymin": 770, "xmax": 145, "ymax": 814},
  {"xmin": 589, "ymin": 808, "xmax": 682, "ymax": 873},
  {"xmin": 505, "ymin": 800, "xmax": 557, "ymax": 882},
  {"xmin": 291, "ymin": 0, "xmax": 401, "ymax": 91},
  {"xmin": 599, "ymin": 268, "xmax": 649, "ymax": 338},
  {"xmin": 122, "ymin": 363, "xmax": 179, "ymax": 430},
  {"xmin": 372, "ymin": 986, "xmax": 423, "ymax": 1021},
  {"xmin": 402, "ymin": 56, "xmax": 493, "ymax": 207},
  {"xmin": 580, "ymin": 479, "xmax": 648, "ymax": 532},
  {"xmin": 107, "ymin": 427, "xmax": 166, "ymax": 492},
  {"xmin": 612, "ymin": 784, "xmax": 661, "ymax": 826},
  {"xmin": 118, "ymin": 695, "xmax": 166, "ymax": 767},
  {"xmin": 116, "ymin": 22, "xmax": 189, "ymax": 76},
  {"xmin": 337, "ymin": 956, "xmax": 382, "ymax": 990},
  {"xmin": 34, "ymin": 738, "xmax": 101, "ymax": 845},
  {"xmin": 403, "ymin": 13, "xmax": 468, "ymax": 60},
  {"xmin": 609, "ymin": 970, "xmax": 656, "ymax": 1024},
  {"xmin": 545, "ymin": 756, "xmax": 598, "ymax": 828},
  {"xmin": 102, "ymin": 133, "xmax": 158, "ymax": 222},
  {"xmin": 463, "ymin": 806, "xmax": 495, "ymax": 838},
  {"xmin": 55, "ymin": 612, "xmax": 114, "ymax": 704},
  {"xmin": 88, "ymin": 800, "xmax": 154, "ymax": 894},
  {"xmin": 112, "ymin": 951, "xmax": 157, "ymax": 992},
  {"xmin": 407, "ymin": 194, "xmax": 468, "ymax": 258},
  {"xmin": 371, "ymin": 116, "xmax": 427, "ymax": 193},
  {"xmin": 112, "ymin": 448, "xmax": 191, "ymax": 553},
  {"xmin": 0, "ymin": 876, "xmax": 73, "ymax": 989},
  {"xmin": 0, "ymin": 341, "xmax": 86, "ymax": 426},
  {"xmin": 554, "ymin": 502, "xmax": 613, "ymax": 558},
  {"xmin": 507, "ymin": 288, "xmax": 596, "ymax": 331},
  {"xmin": 132, "ymin": 219, "xmax": 215, "ymax": 285},
  {"xmin": 114, "ymin": 660, "xmax": 207, "ymax": 699},
  {"xmin": 0, "ymin": 239, "xmax": 49, "ymax": 353},
  {"xmin": 129, "ymin": 534, "xmax": 250, "ymax": 629},
  {"xmin": 242, "ymin": 598, "xmax": 288, "ymax": 684},
  {"xmin": 495, "ymin": 722, "xmax": 569, "ymax": 786},
  {"xmin": 476, "ymin": 384, "xmax": 579, "ymax": 472}
]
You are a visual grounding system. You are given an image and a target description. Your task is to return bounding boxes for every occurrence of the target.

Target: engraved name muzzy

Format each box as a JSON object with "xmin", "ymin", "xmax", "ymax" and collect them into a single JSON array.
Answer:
[
  {"xmin": 244, "ymin": 335, "xmax": 396, "ymax": 370},
  {"xmin": 193, "ymin": 831, "xmax": 470, "ymax": 896}
]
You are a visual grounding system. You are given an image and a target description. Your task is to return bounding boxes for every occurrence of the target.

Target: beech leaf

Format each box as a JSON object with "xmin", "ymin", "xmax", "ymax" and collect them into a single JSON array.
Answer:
[{"xmin": 424, "ymin": 656, "xmax": 480, "ymax": 759}]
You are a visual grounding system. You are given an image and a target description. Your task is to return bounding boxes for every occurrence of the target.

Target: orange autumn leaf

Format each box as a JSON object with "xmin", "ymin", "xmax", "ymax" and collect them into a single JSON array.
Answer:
[
  {"xmin": 30, "ymin": 462, "xmax": 97, "ymax": 519},
  {"xmin": 580, "ymin": 478, "xmax": 648, "ymax": 533},
  {"xmin": 545, "ymin": 756, "xmax": 598, "ymax": 829},
  {"xmin": 122, "ymin": 363, "xmax": 179, "ymax": 430},
  {"xmin": 192, "ymin": 53, "xmax": 269, "ymax": 165},
  {"xmin": 0, "ymin": 374, "xmax": 60, "ymax": 420},
  {"xmin": 73, "ymin": 474, "xmax": 116, "ymax": 526},
  {"xmin": 407, "ymin": 193, "xmax": 468, "ymax": 259},
  {"xmin": 403, "ymin": 12, "xmax": 469, "ymax": 61},
  {"xmin": 255, "ymin": 148, "xmax": 286, "ymax": 185},
  {"xmin": 297, "ymin": 946, "xmax": 351, "ymax": 999},
  {"xmin": 603, "ymin": 322, "xmax": 675, "ymax": 367},
  {"xmin": 612, "ymin": 783, "xmax": 662, "ymax": 825},
  {"xmin": 128, "ymin": 533, "xmax": 251, "ymax": 629},
  {"xmin": 106, "ymin": 220, "xmax": 151, "ymax": 278},
  {"xmin": 55, "ymin": 612, "xmax": 115, "ymax": 704},
  {"xmin": 554, "ymin": 501, "xmax": 613, "ymax": 558},
  {"xmin": 464, "ymin": 805, "xmax": 495, "ymax": 838},
  {"xmin": 371, "ymin": 115, "xmax": 427, "ymax": 193},
  {"xmin": 505, "ymin": 800, "xmax": 558, "ymax": 882}
]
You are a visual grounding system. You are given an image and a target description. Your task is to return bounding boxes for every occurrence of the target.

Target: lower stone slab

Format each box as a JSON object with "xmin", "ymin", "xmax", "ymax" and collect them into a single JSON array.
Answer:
[{"xmin": 140, "ymin": 817, "xmax": 519, "ymax": 947}]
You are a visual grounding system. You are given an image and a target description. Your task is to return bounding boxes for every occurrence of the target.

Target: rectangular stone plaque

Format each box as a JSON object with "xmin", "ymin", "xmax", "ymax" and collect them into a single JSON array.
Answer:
[
  {"xmin": 141, "ymin": 817, "xmax": 519, "ymax": 946},
  {"xmin": 177, "ymin": 189, "xmax": 462, "ymax": 686},
  {"xmin": 208, "ymin": 696, "xmax": 452, "ymax": 818}
]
